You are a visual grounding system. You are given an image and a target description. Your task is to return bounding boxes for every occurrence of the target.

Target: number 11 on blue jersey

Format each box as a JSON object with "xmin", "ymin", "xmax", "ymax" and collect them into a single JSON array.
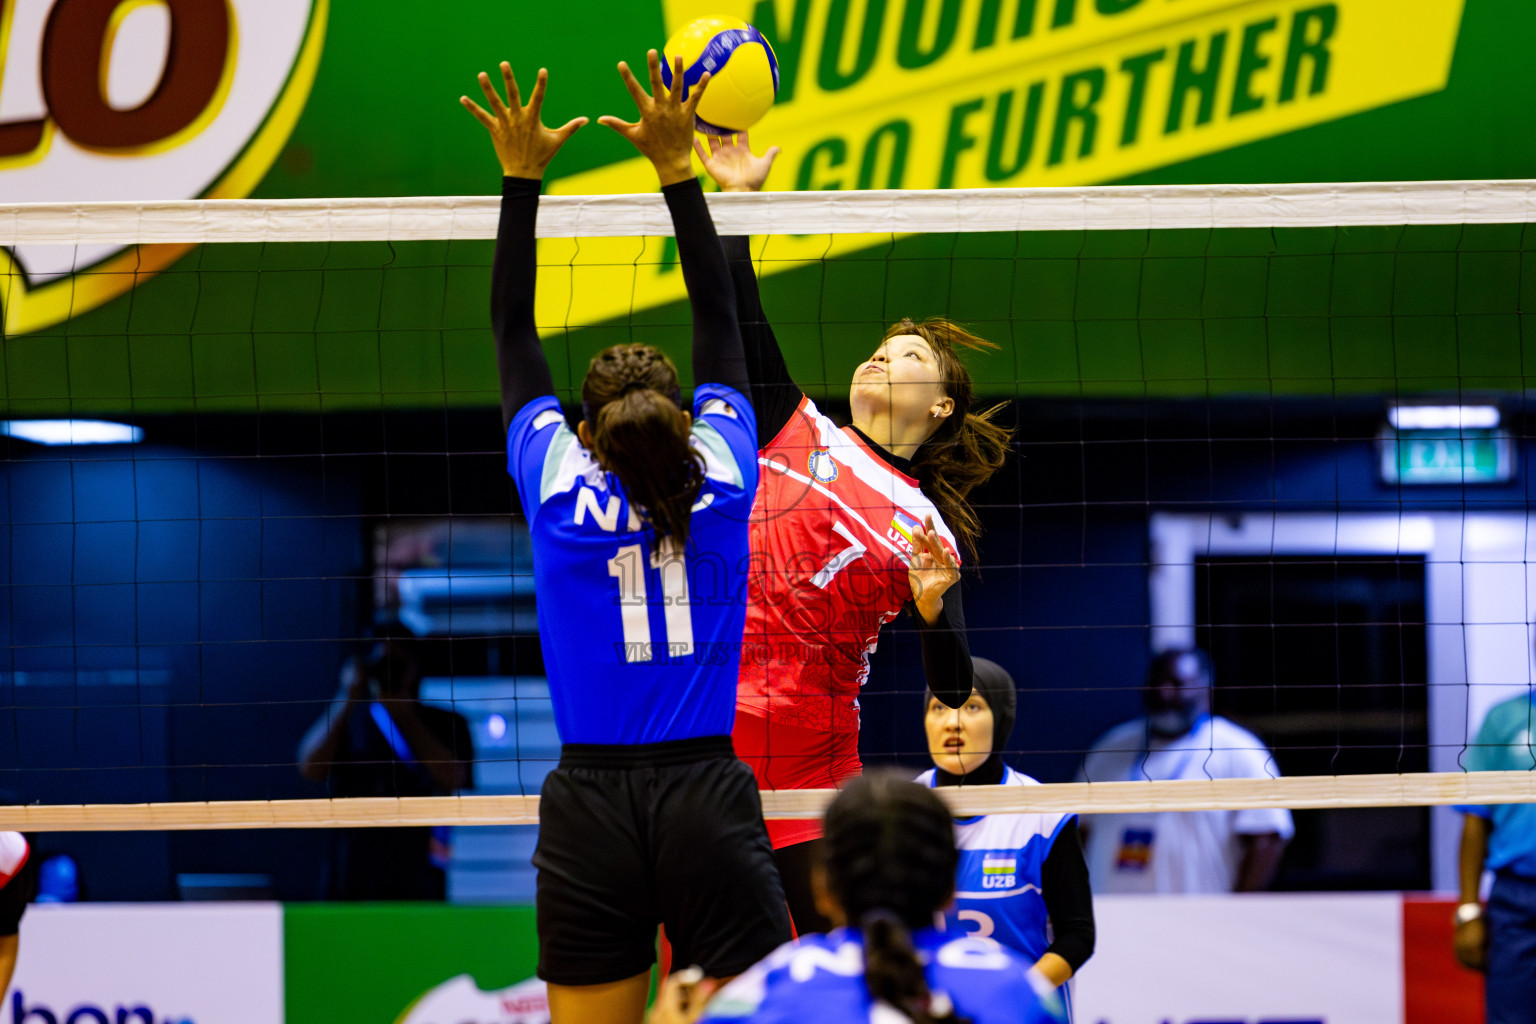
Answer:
[{"xmin": 608, "ymin": 542, "xmax": 695, "ymax": 662}]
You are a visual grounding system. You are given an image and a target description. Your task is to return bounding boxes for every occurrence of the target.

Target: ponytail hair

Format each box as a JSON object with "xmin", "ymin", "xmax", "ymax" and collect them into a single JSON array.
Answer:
[
  {"xmin": 581, "ymin": 344, "xmax": 705, "ymax": 548},
  {"xmin": 884, "ymin": 318, "xmax": 1013, "ymax": 562},
  {"xmin": 823, "ymin": 772, "xmax": 970, "ymax": 1024}
]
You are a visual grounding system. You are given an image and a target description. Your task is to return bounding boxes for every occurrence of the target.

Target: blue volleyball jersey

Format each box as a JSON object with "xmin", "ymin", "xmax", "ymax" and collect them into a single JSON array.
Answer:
[
  {"xmin": 702, "ymin": 927, "xmax": 1066, "ymax": 1024},
  {"xmin": 505, "ymin": 384, "xmax": 758, "ymax": 746},
  {"xmin": 1456, "ymin": 694, "xmax": 1536, "ymax": 878},
  {"xmin": 917, "ymin": 767, "xmax": 1075, "ymax": 1016}
]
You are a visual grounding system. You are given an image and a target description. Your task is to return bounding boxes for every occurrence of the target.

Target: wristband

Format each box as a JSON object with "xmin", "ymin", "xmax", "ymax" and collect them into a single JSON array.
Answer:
[{"xmin": 1454, "ymin": 902, "xmax": 1484, "ymax": 926}]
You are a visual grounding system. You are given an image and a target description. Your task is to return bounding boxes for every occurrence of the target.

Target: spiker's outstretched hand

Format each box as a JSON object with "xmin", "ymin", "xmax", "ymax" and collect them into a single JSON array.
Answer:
[
  {"xmin": 694, "ymin": 131, "xmax": 780, "ymax": 193},
  {"xmin": 908, "ymin": 514, "xmax": 960, "ymax": 625},
  {"xmin": 599, "ymin": 50, "xmax": 710, "ymax": 186},
  {"xmin": 461, "ymin": 63, "xmax": 586, "ymax": 179}
]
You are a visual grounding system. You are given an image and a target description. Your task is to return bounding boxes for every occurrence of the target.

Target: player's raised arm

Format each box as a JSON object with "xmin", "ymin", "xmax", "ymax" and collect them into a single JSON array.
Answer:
[
  {"xmin": 910, "ymin": 513, "xmax": 972, "ymax": 709},
  {"xmin": 696, "ymin": 133, "xmax": 798, "ymax": 447},
  {"xmin": 600, "ymin": 52, "xmax": 750, "ymax": 403},
  {"xmin": 461, "ymin": 63, "xmax": 587, "ymax": 432}
]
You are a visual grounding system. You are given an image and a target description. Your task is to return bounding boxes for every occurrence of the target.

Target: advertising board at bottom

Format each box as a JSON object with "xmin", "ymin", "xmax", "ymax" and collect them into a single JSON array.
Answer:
[
  {"xmin": 6, "ymin": 896, "xmax": 1481, "ymax": 1024},
  {"xmin": 8, "ymin": 904, "xmax": 282, "ymax": 1024},
  {"xmin": 397, "ymin": 976, "xmax": 548, "ymax": 1024},
  {"xmin": 1077, "ymin": 893, "xmax": 1403, "ymax": 1024}
]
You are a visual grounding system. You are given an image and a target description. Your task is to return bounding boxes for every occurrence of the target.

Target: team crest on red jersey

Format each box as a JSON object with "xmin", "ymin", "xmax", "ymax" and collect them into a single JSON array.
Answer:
[{"xmin": 808, "ymin": 447, "xmax": 839, "ymax": 483}]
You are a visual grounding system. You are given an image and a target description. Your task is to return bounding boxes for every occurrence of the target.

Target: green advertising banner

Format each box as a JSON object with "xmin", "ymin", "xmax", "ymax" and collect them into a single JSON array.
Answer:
[
  {"xmin": 284, "ymin": 904, "xmax": 542, "ymax": 1024},
  {"xmin": 3, "ymin": 0, "xmax": 1534, "ymax": 413}
]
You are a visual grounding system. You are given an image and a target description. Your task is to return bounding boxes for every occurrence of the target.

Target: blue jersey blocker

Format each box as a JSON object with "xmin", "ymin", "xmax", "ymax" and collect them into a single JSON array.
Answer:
[{"xmin": 506, "ymin": 384, "xmax": 759, "ymax": 747}]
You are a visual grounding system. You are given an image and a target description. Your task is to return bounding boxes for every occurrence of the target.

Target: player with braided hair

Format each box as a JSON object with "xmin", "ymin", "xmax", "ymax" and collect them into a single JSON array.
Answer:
[
  {"xmin": 462, "ymin": 52, "xmax": 790, "ymax": 1024},
  {"xmin": 579, "ymin": 344, "xmax": 708, "ymax": 546},
  {"xmin": 651, "ymin": 772, "xmax": 1065, "ymax": 1024}
]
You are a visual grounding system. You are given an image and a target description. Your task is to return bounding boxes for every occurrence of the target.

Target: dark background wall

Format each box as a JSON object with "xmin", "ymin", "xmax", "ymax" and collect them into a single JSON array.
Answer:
[
  {"xmin": 862, "ymin": 393, "xmax": 1536, "ymax": 780},
  {"xmin": 1, "ymin": 416, "xmax": 365, "ymax": 899}
]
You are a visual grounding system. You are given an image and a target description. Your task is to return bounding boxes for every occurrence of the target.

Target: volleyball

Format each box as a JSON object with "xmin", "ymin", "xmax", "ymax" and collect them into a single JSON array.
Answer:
[{"xmin": 660, "ymin": 15, "xmax": 779, "ymax": 135}]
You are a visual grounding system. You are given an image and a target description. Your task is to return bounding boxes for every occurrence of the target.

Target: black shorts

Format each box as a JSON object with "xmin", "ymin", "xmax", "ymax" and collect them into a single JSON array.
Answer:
[{"xmin": 533, "ymin": 735, "xmax": 792, "ymax": 986}]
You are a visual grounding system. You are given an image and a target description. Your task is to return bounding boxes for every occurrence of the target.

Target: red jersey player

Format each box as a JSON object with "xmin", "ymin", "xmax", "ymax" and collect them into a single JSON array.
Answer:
[
  {"xmin": 696, "ymin": 133, "xmax": 1013, "ymax": 934},
  {"xmin": 0, "ymin": 831, "xmax": 33, "ymax": 995}
]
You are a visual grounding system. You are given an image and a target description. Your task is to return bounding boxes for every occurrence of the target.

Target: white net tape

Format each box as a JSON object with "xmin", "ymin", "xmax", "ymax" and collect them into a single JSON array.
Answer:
[
  {"xmin": 2, "ymin": 180, "xmax": 1534, "ymax": 245},
  {"xmin": 2, "ymin": 770, "xmax": 1532, "ymax": 831}
]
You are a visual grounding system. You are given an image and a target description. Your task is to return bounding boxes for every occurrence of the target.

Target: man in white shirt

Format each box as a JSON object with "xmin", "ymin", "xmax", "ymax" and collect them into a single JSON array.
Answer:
[{"xmin": 1078, "ymin": 649, "xmax": 1293, "ymax": 894}]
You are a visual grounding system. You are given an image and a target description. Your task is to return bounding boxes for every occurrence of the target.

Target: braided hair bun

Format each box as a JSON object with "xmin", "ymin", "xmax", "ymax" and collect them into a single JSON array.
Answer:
[
  {"xmin": 823, "ymin": 772, "xmax": 970, "ymax": 1024},
  {"xmin": 580, "ymin": 344, "xmax": 705, "ymax": 547}
]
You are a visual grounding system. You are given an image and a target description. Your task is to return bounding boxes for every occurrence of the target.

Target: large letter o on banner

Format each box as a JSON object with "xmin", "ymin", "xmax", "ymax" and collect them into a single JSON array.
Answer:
[{"xmin": 42, "ymin": 0, "xmax": 231, "ymax": 149}]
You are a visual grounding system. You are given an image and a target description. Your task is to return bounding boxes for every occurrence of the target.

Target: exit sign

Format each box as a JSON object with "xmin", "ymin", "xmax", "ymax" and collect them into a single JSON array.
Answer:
[{"xmin": 1380, "ymin": 429, "xmax": 1514, "ymax": 484}]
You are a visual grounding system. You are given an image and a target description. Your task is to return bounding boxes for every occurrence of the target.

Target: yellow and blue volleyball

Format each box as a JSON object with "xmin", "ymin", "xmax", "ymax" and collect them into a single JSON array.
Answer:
[{"xmin": 659, "ymin": 16, "xmax": 779, "ymax": 135}]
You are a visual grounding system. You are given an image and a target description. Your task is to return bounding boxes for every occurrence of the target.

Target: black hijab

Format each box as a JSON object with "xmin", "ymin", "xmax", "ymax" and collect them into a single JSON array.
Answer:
[{"xmin": 928, "ymin": 657, "xmax": 1017, "ymax": 788}]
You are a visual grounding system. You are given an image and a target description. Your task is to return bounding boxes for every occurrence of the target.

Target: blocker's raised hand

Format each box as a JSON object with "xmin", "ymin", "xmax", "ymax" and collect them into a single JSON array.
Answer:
[
  {"xmin": 694, "ymin": 131, "xmax": 780, "ymax": 193},
  {"xmin": 599, "ymin": 50, "xmax": 710, "ymax": 186},
  {"xmin": 461, "ymin": 63, "xmax": 586, "ymax": 179}
]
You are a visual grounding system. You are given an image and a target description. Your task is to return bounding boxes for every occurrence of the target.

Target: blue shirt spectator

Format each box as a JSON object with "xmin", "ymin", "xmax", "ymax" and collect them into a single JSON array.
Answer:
[{"xmin": 1454, "ymin": 692, "xmax": 1536, "ymax": 1024}]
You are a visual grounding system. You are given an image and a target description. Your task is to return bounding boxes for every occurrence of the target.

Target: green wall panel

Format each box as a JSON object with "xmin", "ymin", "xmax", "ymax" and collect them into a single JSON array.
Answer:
[{"xmin": 284, "ymin": 903, "xmax": 541, "ymax": 1024}]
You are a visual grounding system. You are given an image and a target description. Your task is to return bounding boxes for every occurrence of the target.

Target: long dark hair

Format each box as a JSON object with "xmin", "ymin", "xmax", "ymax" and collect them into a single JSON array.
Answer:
[
  {"xmin": 884, "ymin": 318, "xmax": 1012, "ymax": 562},
  {"xmin": 823, "ymin": 771, "xmax": 970, "ymax": 1024},
  {"xmin": 581, "ymin": 344, "xmax": 705, "ymax": 548}
]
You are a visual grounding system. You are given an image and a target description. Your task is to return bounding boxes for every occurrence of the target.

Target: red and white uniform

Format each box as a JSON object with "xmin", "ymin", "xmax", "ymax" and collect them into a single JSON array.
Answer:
[
  {"xmin": 0, "ymin": 833, "xmax": 28, "ymax": 888},
  {"xmin": 735, "ymin": 397, "xmax": 959, "ymax": 846}
]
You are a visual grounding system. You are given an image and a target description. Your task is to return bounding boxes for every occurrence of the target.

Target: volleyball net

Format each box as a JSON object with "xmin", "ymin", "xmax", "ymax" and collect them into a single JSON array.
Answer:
[{"xmin": 3, "ymin": 180, "xmax": 1535, "ymax": 857}]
